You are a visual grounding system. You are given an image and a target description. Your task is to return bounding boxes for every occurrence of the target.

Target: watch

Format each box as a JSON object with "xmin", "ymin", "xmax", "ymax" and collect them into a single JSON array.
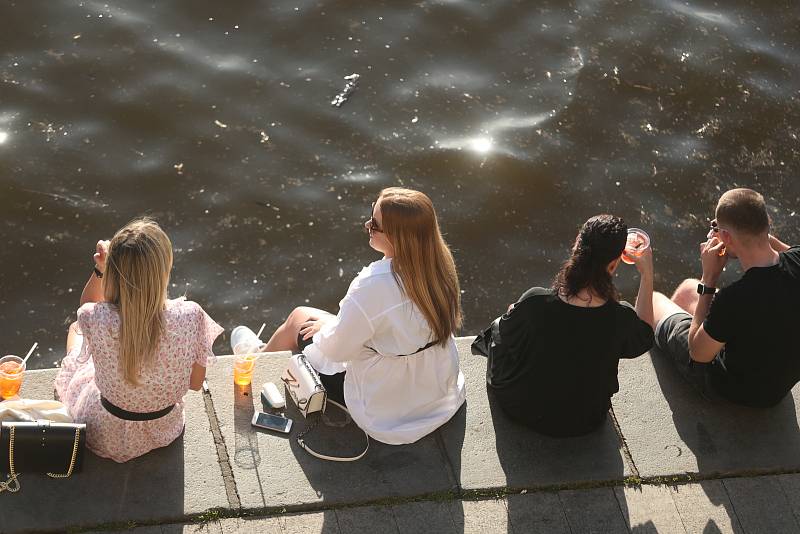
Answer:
[{"xmin": 696, "ymin": 283, "xmax": 716, "ymax": 295}]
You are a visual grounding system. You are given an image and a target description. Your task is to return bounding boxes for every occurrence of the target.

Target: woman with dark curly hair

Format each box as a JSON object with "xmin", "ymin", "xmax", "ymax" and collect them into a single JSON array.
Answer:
[{"xmin": 484, "ymin": 214, "xmax": 654, "ymax": 437}]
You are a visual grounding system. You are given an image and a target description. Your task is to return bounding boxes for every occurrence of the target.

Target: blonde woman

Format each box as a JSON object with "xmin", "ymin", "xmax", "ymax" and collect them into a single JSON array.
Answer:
[
  {"xmin": 264, "ymin": 187, "xmax": 466, "ymax": 444},
  {"xmin": 55, "ymin": 218, "xmax": 223, "ymax": 462}
]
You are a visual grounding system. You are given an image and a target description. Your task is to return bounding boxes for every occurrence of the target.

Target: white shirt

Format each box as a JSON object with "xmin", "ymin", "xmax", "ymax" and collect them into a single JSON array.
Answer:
[{"xmin": 303, "ymin": 258, "xmax": 466, "ymax": 445}]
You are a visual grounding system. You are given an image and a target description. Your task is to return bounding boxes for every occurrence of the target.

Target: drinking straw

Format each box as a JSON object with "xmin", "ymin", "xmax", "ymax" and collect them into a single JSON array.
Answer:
[
  {"xmin": 21, "ymin": 342, "xmax": 38, "ymax": 365},
  {"xmin": 256, "ymin": 323, "xmax": 266, "ymax": 339}
]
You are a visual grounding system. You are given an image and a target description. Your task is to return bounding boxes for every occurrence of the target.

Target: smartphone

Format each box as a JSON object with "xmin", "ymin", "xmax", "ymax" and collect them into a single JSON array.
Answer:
[{"xmin": 251, "ymin": 411, "xmax": 293, "ymax": 433}]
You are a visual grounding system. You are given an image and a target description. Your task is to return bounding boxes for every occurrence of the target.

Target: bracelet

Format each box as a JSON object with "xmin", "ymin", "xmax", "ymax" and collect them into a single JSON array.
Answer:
[{"xmin": 93, "ymin": 267, "xmax": 104, "ymax": 279}]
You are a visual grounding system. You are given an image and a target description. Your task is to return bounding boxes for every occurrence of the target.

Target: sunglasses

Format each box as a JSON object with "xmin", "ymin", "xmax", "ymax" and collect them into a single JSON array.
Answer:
[{"xmin": 366, "ymin": 202, "xmax": 383, "ymax": 233}]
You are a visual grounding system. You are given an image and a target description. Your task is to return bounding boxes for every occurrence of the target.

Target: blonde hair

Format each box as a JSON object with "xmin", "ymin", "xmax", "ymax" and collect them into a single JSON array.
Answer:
[
  {"xmin": 378, "ymin": 187, "xmax": 462, "ymax": 345},
  {"xmin": 103, "ymin": 218, "xmax": 173, "ymax": 385}
]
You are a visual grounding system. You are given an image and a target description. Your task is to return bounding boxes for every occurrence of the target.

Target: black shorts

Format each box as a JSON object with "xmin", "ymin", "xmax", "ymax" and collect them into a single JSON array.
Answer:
[{"xmin": 654, "ymin": 312, "xmax": 720, "ymax": 400}]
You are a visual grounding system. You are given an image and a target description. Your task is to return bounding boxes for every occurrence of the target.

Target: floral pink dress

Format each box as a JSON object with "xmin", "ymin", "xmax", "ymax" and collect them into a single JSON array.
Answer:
[{"xmin": 54, "ymin": 299, "xmax": 223, "ymax": 463}]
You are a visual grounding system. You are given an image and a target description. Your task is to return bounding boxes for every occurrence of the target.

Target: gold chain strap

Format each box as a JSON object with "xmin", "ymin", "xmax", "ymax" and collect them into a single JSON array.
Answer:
[
  {"xmin": 47, "ymin": 427, "xmax": 81, "ymax": 478},
  {"xmin": 0, "ymin": 425, "xmax": 81, "ymax": 493},
  {"xmin": 0, "ymin": 426, "xmax": 21, "ymax": 493}
]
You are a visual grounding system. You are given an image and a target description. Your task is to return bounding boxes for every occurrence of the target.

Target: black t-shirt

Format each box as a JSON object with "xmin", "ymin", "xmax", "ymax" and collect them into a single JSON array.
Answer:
[
  {"xmin": 704, "ymin": 246, "xmax": 800, "ymax": 407},
  {"xmin": 488, "ymin": 287, "xmax": 654, "ymax": 437}
]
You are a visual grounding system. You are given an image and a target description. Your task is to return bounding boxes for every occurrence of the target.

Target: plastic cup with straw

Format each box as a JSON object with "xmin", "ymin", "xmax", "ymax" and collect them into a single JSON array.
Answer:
[
  {"xmin": 0, "ymin": 342, "xmax": 36, "ymax": 400},
  {"xmin": 231, "ymin": 325, "xmax": 266, "ymax": 387}
]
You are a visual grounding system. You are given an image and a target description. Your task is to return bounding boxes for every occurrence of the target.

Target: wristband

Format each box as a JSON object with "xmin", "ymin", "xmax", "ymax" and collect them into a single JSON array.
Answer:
[
  {"xmin": 93, "ymin": 267, "xmax": 104, "ymax": 279},
  {"xmin": 696, "ymin": 283, "xmax": 716, "ymax": 295}
]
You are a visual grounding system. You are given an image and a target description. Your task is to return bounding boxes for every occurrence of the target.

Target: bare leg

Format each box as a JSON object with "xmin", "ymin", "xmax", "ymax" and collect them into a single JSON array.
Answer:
[
  {"xmin": 652, "ymin": 278, "xmax": 699, "ymax": 327},
  {"xmin": 670, "ymin": 278, "xmax": 701, "ymax": 315},
  {"xmin": 263, "ymin": 306, "xmax": 333, "ymax": 352}
]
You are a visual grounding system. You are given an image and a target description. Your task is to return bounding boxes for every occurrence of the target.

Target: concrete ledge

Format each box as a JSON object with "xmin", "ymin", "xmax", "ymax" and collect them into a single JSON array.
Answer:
[
  {"xmin": 613, "ymin": 352, "xmax": 800, "ymax": 478},
  {"xmin": 438, "ymin": 337, "xmax": 632, "ymax": 491},
  {"xmin": 0, "ymin": 368, "xmax": 227, "ymax": 533},
  {"xmin": 87, "ymin": 473, "xmax": 800, "ymax": 534},
  {"xmin": 6, "ymin": 338, "xmax": 800, "ymax": 533},
  {"xmin": 203, "ymin": 354, "xmax": 456, "ymax": 510}
]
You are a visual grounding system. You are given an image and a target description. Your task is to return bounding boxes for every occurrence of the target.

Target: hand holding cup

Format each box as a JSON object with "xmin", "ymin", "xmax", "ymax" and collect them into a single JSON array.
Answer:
[
  {"xmin": 621, "ymin": 228, "xmax": 650, "ymax": 265},
  {"xmin": 629, "ymin": 245, "xmax": 654, "ymax": 278}
]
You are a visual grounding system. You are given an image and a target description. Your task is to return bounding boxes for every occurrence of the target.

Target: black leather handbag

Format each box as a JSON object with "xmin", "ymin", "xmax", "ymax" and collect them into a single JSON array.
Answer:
[{"xmin": 0, "ymin": 420, "xmax": 87, "ymax": 493}]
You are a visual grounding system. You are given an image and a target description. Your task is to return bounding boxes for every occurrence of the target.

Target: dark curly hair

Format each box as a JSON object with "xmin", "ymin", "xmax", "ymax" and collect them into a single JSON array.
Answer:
[{"xmin": 553, "ymin": 214, "xmax": 627, "ymax": 303}]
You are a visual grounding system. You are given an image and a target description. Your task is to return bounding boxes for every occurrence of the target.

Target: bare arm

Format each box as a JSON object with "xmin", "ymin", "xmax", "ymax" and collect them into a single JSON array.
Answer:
[
  {"xmin": 189, "ymin": 362, "xmax": 206, "ymax": 391},
  {"xmin": 79, "ymin": 240, "xmax": 110, "ymax": 306},
  {"xmin": 632, "ymin": 247, "xmax": 655, "ymax": 328},
  {"xmin": 688, "ymin": 236, "xmax": 726, "ymax": 362},
  {"xmin": 687, "ymin": 294, "xmax": 725, "ymax": 362},
  {"xmin": 80, "ymin": 272, "xmax": 103, "ymax": 306}
]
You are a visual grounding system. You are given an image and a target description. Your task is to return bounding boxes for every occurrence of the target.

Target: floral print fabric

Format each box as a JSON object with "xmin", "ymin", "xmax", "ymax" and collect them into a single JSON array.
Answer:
[{"xmin": 54, "ymin": 299, "xmax": 223, "ymax": 463}]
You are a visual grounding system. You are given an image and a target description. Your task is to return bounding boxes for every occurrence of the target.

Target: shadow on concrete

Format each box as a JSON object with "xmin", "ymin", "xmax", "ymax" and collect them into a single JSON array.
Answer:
[
  {"xmin": 0, "ymin": 432, "xmax": 186, "ymax": 532},
  {"xmin": 631, "ymin": 520, "xmax": 658, "ymax": 533},
  {"xmin": 650, "ymin": 346, "xmax": 800, "ymax": 531},
  {"xmin": 285, "ymin": 393, "xmax": 456, "ymax": 533},
  {"xmin": 438, "ymin": 402, "xmax": 466, "ymax": 533},
  {"xmin": 436, "ymin": 340, "xmax": 629, "ymax": 533},
  {"xmin": 650, "ymin": 347, "xmax": 800, "ymax": 473},
  {"xmin": 490, "ymin": 395, "xmax": 628, "ymax": 533},
  {"xmin": 233, "ymin": 382, "xmax": 262, "ymax": 470}
]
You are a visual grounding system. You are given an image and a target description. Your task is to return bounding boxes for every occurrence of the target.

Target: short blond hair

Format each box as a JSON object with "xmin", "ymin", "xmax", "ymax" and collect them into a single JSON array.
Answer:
[{"xmin": 103, "ymin": 218, "xmax": 173, "ymax": 385}]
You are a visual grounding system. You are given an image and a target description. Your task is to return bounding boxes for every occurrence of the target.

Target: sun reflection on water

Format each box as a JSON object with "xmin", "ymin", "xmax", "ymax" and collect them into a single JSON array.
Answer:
[{"xmin": 469, "ymin": 137, "xmax": 493, "ymax": 154}]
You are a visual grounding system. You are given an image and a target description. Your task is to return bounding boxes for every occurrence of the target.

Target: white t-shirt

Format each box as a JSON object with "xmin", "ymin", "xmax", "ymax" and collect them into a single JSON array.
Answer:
[{"xmin": 303, "ymin": 258, "xmax": 466, "ymax": 444}]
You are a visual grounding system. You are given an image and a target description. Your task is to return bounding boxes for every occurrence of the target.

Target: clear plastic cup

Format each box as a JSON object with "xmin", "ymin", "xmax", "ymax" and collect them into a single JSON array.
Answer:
[
  {"xmin": 621, "ymin": 228, "xmax": 650, "ymax": 265},
  {"xmin": 233, "ymin": 354, "xmax": 257, "ymax": 386},
  {"xmin": 231, "ymin": 326, "xmax": 263, "ymax": 355},
  {"xmin": 0, "ymin": 355, "xmax": 25, "ymax": 399},
  {"xmin": 231, "ymin": 326, "xmax": 263, "ymax": 386}
]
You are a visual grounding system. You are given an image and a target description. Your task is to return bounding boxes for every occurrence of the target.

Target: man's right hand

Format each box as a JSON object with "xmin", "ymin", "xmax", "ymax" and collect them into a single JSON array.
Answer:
[{"xmin": 700, "ymin": 236, "xmax": 727, "ymax": 286}]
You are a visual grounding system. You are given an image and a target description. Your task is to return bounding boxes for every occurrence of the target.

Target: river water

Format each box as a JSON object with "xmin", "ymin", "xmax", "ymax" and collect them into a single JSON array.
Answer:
[{"xmin": 1, "ymin": 0, "xmax": 798, "ymax": 369}]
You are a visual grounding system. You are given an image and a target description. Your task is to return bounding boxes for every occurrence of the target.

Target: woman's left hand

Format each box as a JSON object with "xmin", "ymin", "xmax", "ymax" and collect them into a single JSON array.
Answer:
[{"xmin": 299, "ymin": 316, "xmax": 328, "ymax": 341}]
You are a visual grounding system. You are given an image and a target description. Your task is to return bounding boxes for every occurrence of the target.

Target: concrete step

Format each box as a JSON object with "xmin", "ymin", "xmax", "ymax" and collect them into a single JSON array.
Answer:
[
  {"xmin": 5, "ymin": 337, "xmax": 800, "ymax": 533},
  {"xmin": 613, "ymin": 351, "xmax": 800, "ymax": 478},
  {"xmin": 85, "ymin": 474, "xmax": 800, "ymax": 534},
  {"xmin": 0, "ymin": 368, "xmax": 227, "ymax": 533}
]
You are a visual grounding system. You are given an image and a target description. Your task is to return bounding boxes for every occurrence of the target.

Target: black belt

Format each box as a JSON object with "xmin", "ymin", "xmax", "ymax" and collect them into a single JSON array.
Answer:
[
  {"xmin": 100, "ymin": 396, "xmax": 175, "ymax": 421},
  {"xmin": 367, "ymin": 340, "xmax": 440, "ymax": 357}
]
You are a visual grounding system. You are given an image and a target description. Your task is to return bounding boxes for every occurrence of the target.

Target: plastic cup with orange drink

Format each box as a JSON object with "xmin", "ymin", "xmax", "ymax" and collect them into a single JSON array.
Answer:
[
  {"xmin": 621, "ymin": 228, "xmax": 650, "ymax": 264},
  {"xmin": 231, "ymin": 326, "xmax": 263, "ymax": 387},
  {"xmin": 233, "ymin": 354, "xmax": 258, "ymax": 386},
  {"xmin": 0, "ymin": 355, "xmax": 25, "ymax": 399}
]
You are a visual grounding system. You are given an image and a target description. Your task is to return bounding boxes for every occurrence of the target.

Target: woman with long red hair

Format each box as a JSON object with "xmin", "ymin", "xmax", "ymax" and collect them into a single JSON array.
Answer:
[{"xmin": 264, "ymin": 187, "xmax": 465, "ymax": 444}]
